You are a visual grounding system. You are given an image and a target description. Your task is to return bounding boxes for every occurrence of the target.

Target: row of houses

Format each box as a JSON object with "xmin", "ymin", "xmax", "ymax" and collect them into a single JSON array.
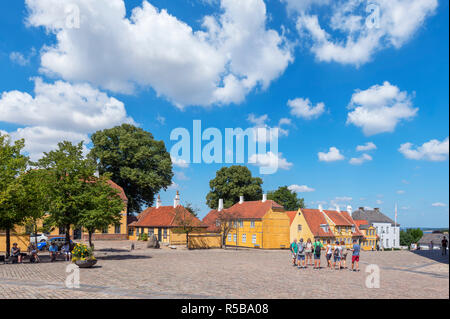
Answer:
[
  {"xmin": 1, "ymin": 179, "xmax": 400, "ymax": 252},
  {"xmin": 202, "ymin": 195, "xmax": 398, "ymax": 250}
]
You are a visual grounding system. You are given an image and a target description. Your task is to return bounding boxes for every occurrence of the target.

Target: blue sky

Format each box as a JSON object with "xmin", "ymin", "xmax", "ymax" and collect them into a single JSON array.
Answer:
[{"xmin": 0, "ymin": 0, "xmax": 448, "ymax": 227}]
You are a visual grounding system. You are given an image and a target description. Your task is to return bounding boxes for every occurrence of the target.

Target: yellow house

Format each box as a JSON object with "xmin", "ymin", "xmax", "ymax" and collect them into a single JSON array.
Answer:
[
  {"xmin": 321, "ymin": 206, "xmax": 364, "ymax": 248},
  {"xmin": 203, "ymin": 195, "xmax": 290, "ymax": 249},
  {"xmin": 128, "ymin": 192, "xmax": 208, "ymax": 246},
  {"xmin": 354, "ymin": 220, "xmax": 378, "ymax": 250},
  {"xmin": 288, "ymin": 208, "xmax": 335, "ymax": 245}
]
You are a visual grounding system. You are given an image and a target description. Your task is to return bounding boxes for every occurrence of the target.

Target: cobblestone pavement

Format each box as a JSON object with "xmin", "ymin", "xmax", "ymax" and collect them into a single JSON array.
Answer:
[{"xmin": 1, "ymin": 241, "xmax": 448, "ymax": 299}]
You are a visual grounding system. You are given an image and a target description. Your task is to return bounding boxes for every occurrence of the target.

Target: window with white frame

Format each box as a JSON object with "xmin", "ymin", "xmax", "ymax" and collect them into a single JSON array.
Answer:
[
  {"xmin": 233, "ymin": 234, "xmax": 236, "ymax": 242},
  {"xmin": 239, "ymin": 220, "xmax": 243, "ymax": 228},
  {"xmin": 252, "ymin": 234, "xmax": 257, "ymax": 244},
  {"xmin": 242, "ymin": 234, "xmax": 246, "ymax": 243},
  {"xmin": 216, "ymin": 220, "xmax": 221, "ymax": 227},
  {"xmin": 250, "ymin": 220, "xmax": 255, "ymax": 228},
  {"xmin": 228, "ymin": 234, "xmax": 232, "ymax": 242}
]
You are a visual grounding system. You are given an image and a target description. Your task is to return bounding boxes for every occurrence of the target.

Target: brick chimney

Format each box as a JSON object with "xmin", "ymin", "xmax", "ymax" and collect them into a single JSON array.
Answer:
[
  {"xmin": 218, "ymin": 198, "xmax": 224, "ymax": 212},
  {"xmin": 239, "ymin": 196, "xmax": 244, "ymax": 204},
  {"xmin": 262, "ymin": 194, "xmax": 267, "ymax": 202}
]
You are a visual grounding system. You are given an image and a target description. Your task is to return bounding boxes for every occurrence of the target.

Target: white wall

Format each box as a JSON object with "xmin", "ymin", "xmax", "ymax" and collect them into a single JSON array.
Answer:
[{"xmin": 373, "ymin": 223, "xmax": 400, "ymax": 248}]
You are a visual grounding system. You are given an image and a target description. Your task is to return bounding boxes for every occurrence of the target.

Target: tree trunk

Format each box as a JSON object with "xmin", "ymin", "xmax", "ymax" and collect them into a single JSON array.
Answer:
[
  {"xmin": 186, "ymin": 232, "xmax": 189, "ymax": 249},
  {"xmin": 5, "ymin": 228, "xmax": 11, "ymax": 258},
  {"xmin": 65, "ymin": 224, "xmax": 71, "ymax": 246},
  {"xmin": 34, "ymin": 222, "xmax": 38, "ymax": 247},
  {"xmin": 88, "ymin": 231, "xmax": 93, "ymax": 248}
]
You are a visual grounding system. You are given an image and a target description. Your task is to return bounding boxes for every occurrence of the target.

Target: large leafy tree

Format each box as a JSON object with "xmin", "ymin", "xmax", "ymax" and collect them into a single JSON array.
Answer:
[
  {"xmin": 15, "ymin": 169, "xmax": 51, "ymax": 247},
  {"xmin": 206, "ymin": 166, "xmax": 263, "ymax": 209},
  {"xmin": 78, "ymin": 175, "xmax": 125, "ymax": 248},
  {"xmin": 267, "ymin": 186, "xmax": 305, "ymax": 211},
  {"xmin": 89, "ymin": 124, "xmax": 173, "ymax": 214},
  {"xmin": 0, "ymin": 134, "xmax": 29, "ymax": 256},
  {"xmin": 36, "ymin": 141, "xmax": 96, "ymax": 244}
]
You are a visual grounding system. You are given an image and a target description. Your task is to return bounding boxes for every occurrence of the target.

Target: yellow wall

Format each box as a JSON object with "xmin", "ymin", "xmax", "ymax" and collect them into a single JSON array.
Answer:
[
  {"xmin": 188, "ymin": 234, "xmax": 222, "ymax": 249},
  {"xmin": 225, "ymin": 209, "xmax": 290, "ymax": 249},
  {"xmin": 225, "ymin": 219, "xmax": 263, "ymax": 248},
  {"xmin": 361, "ymin": 227, "xmax": 378, "ymax": 250},
  {"xmin": 290, "ymin": 209, "xmax": 315, "ymax": 243},
  {"xmin": 0, "ymin": 232, "xmax": 29, "ymax": 253}
]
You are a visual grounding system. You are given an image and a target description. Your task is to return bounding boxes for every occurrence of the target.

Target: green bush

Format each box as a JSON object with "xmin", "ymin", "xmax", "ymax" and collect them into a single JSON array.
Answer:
[{"xmin": 139, "ymin": 233, "xmax": 148, "ymax": 241}]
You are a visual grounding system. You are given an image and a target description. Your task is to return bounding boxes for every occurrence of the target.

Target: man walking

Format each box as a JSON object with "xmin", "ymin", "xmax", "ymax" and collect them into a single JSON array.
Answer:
[
  {"xmin": 442, "ymin": 236, "xmax": 448, "ymax": 256},
  {"xmin": 351, "ymin": 239, "xmax": 360, "ymax": 272}
]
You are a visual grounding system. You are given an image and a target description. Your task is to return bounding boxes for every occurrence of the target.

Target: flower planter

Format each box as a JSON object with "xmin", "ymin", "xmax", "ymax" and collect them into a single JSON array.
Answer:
[{"xmin": 74, "ymin": 259, "xmax": 97, "ymax": 268}]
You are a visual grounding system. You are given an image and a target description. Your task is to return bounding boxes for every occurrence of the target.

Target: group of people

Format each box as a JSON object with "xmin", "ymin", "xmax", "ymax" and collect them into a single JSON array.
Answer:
[
  {"xmin": 8, "ymin": 241, "xmax": 72, "ymax": 263},
  {"xmin": 290, "ymin": 238, "xmax": 361, "ymax": 271}
]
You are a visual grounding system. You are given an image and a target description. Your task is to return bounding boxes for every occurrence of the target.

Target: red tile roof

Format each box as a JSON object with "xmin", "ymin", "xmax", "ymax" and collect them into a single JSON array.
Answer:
[
  {"xmin": 225, "ymin": 200, "xmax": 284, "ymax": 219},
  {"xmin": 131, "ymin": 205, "xmax": 207, "ymax": 228},
  {"xmin": 339, "ymin": 211, "xmax": 365, "ymax": 237},
  {"xmin": 323, "ymin": 210, "xmax": 353, "ymax": 226},
  {"xmin": 286, "ymin": 211, "xmax": 297, "ymax": 225},
  {"xmin": 354, "ymin": 219, "xmax": 368, "ymax": 227},
  {"xmin": 301, "ymin": 209, "xmax": 335, "ymax": 238}
]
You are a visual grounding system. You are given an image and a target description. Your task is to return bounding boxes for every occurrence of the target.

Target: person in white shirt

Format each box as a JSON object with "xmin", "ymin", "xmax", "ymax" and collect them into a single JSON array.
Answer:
[
  {"xmin": 332, "ymin": 241, "xmax": 342, "ymax": 270},
  {"xmin": 325, "ymin": 240, "xmax": 333, "ymax": 268}
]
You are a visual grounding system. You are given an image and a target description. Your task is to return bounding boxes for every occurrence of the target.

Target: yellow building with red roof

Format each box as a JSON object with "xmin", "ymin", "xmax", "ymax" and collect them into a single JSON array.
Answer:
[
  {"xmin": 203, "ymin": 194, "xmax": 290, "ymax": 249},
  {"xmin": 128, "ymin": 191, "xmax": 208, "ymax": 246}
]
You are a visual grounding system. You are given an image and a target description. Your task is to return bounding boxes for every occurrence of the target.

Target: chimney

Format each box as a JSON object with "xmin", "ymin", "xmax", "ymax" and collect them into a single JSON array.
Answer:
[
  {"xmin": 347, "ymin": 205, "xmax": 352, "ymax": 215},
  {"xmin": 239, "ymin": 196, "xmax": 244, "ymax": 204},
  {"xmin": 374, "ymin": 208, "xmax": 380, "ymax": 212},
  {"xmin": 318, "ymin": 204, "xmax": 323, "ymax": 212},
  {"xmin": 262, "ymin": 194, "xmax": 267, "ymax": 202},
  {"xmin": 94, "ymin": 170, "xmax": 100, "ymax": 178},
  {"xmin": 335, "ymin": 205, "xmax": 341, "ymax": 213},
  {"xmin": 359, "ymin": 207, "xmax": 364, "ymax": 211},
  {"xmin": 173, "ymin": 190, "xmax": 180, "ymax": 208},
  {"xmin": 218, "ymin": 198, "xmax": 224, "ymax": 212},
  {"xmin": 156, "ymin": 195, "xmax": 162, "ymax": 209}
]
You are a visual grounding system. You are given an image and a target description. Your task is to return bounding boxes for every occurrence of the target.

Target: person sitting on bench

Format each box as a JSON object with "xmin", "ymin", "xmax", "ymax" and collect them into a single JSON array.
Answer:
[
  {"xmin": 11, "ymin": 243, "xmax": 22, "ymax": 263},
  {"xmin": 49, "ymin": 242, "xmax": 59, "ymax": 262},
  {"xmin": 28, "ymin": 243, "xmax": 40, "ymax": 263}
]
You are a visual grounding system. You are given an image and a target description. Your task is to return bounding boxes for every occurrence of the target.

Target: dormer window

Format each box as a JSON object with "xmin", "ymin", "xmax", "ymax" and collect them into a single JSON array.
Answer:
[
  {"xmin": 320, "ymin": 224, "xmax": 329, "ymax": 233},
  {"xmin": 351, "ymin": 225, "xmax": 355, "ymax": 233}
]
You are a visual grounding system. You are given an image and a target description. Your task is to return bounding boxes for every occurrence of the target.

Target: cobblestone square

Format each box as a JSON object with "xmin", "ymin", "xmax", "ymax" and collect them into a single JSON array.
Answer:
[{"xmin": 0, "ymin": 241, "xmax": 448, "ymax": 299}]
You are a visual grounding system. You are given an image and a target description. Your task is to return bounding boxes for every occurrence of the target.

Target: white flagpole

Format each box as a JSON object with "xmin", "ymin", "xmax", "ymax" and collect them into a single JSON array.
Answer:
[{"xmin": 395, "ymin": 203, "xmax": 397, "ymax": 228}]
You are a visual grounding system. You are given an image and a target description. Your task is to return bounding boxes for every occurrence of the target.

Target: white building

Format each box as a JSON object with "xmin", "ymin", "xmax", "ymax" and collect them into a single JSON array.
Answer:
[{"xmin": 352, "ymin": 207, "xmax": 400, "ymax": 249}]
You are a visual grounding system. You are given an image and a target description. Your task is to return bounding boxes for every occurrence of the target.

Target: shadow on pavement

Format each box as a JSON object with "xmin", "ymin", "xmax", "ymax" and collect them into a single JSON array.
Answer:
[
  {"xmin": 410, "ymin": 249, "xmax": 449, "ymax": 264},
  {"xmin": 96, "ymin": 254, "xmax": 152, "ymax": 261}
]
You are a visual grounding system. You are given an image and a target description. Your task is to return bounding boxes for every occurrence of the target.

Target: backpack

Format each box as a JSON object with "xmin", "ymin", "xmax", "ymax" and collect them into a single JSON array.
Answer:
[
  {"xmin": 298, "ymin": 243, "xmax": 304, "ymax": 254},
  {"xmin": 334, "ymin": 246, "xmax": 340, "ymax": 256},
  {"xmin": 314, "ymin": 243, "xmax": 321, "ymax": 254}
]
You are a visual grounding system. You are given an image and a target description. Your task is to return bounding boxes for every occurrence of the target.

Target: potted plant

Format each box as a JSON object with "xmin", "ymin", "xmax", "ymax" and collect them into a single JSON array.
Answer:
[{"xmin": 71, "ymin": 243, "xmax": 97, "ymax": 268}]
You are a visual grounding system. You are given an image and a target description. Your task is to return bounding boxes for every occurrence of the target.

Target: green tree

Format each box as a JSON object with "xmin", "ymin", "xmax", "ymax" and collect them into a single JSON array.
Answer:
[
  {"xmin": 0, "ymin": 134, "xmax": 29, "ymax": 257},
  {"xmin": 15, "ymin": 169, "xmax": 51, "ymax": 247},
  {"xmin": 36, "ymin": 141, "xmax": 97, "ymax": 244},
  {"xmin": 171, "ymin": 207, "xmax": 204, "ymax": 249},
  {"xmin": 267, "ymin": 186, "xmax": 305, "ymax": 211},
  {"xmin": 78, "ymin": 175, "xmax": 125, "ymax": 248},
  {"xmin": 184, "ymin": 202, "xmax": 199, "ymax": 217},
  {"xmin": 400, "ymin": 228, "xmax": 423, "ymax": 247},
  {"xmin": 206, "ymin": 166, "xmax": 263, "ymax": 209},
  {"xmin": 89, "ymin": 124, "xmax": 173, "ymax": 214}
]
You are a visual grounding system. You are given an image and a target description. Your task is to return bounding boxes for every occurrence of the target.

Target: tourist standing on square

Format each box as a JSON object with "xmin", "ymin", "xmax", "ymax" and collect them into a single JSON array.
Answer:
[
  {"xmin": 297, "ymin": 238, "xmax": 306, "ymax": 268},
  {"xmin": 333, "ymin": 241, "xmax": 342, "ymax": 270},
  {"xmin": 313, "ymin": 239, "xmax": 323, "ymax": 269},
  {"xmin": 290, "ymin": 239, "xmax": 298, "ymax": 266},
  {"xmin": 351, "ymin": 239, "xmax": 360, "ymax": 272},
  {"xmin": 442, "ymin": 236, "xmax": 448, "ymax": 256},
  {"xmin": 325, "ymin": 240, "xmax": 332, "ymax": 268},
  {"xmin": 305, "ymin": 238, "xmax": 313, "ymax": 267},
  {"xmin": 340, "ymin": 241, "xmax": 348, "ymax": 269}
]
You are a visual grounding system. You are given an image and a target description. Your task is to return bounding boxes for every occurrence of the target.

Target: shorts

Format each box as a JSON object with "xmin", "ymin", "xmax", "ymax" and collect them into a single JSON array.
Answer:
[
  {"xmin": 352, "ymin": 255, "xmax": 360, "ymax": 263},
  {"xmin": 297, "ymin": 255, "xmax": 305, "ymax": 260},
  {"xmin": 306, "ymin": 252, "xmax": 312, "ymax": 257},
  {"xmin": 314, "ymin": 254, "xmax": 321, "ymax": 260},
  {"xmin": 326, "ymin": 253, "xmax": 332, "ymax": 261},
  {"xmin": 334, "ymin": 256, "xmax": 341, "ymax": 262}
]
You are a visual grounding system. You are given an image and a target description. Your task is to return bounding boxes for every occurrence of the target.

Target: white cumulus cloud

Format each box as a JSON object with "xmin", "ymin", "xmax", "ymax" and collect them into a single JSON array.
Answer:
[
  {"xmin": 318, "ymin": 147, "xmax": 344, "ymax": 162},
  {"xmin": 347, "ymin": 81, "xmax": 418, "ymax": 135},
  {"xmin": 25, "ymin": 0, "xmax": 293, "ymax": 108},
  {"xmin": 349, "ymin": 153, "xmax": 372, "ymax": 165},
  {"xmin": 288, "ymin": 184, "xmax": 315, "ymax": 193},
  {"xmin": 432, "ymin": 202, "xmax": 446, "ymax": 207},
  {"xmin": 249, "ymin": 151, "xmax": 293, "ymax": 170},
  {"xmin": 399, "ymin": 137, "xmax": 449, "ymax": 161},
  {"xmin": 356, "ymin": 142, "xmax": 377, "ymax": 152},
  {"xmin": 288, "ymin": 97, "xmax": 325, "ymax": 120}
]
